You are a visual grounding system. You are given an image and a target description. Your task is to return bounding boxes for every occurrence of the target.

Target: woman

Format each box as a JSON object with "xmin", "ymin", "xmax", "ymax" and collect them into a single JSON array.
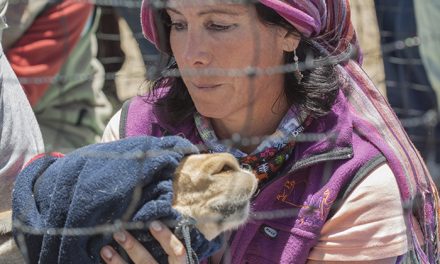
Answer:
[{"xmin": 100, "ymin": 0, "xmax": 439, "ymax": 263}]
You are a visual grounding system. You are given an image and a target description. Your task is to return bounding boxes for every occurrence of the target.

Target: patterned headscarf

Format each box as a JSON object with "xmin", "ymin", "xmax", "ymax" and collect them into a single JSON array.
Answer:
[
  {"xmin": 141, "ymin": 0, "xmax": 360, "ymax": 62},
  {"xmin": 141, "ymin": 1, "xmax": 440, "ymax": 262}
]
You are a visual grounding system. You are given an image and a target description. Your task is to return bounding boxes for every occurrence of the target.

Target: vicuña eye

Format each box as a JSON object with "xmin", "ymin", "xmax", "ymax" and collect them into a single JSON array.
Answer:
[{"xmin": 240, "ymin": 164, "xmax": 252, "ymax": 171}]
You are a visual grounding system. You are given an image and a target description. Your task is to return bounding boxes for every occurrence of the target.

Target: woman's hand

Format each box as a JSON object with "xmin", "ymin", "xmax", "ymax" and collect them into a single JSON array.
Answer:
[{"xmin": 100, "ymin": 221, "xmax": 187, "ymax": 264}]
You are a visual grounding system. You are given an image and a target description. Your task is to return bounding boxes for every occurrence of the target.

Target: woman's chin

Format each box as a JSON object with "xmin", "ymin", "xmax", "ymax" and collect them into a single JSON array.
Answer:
[{"xmin": 195, "ymin": 106, "xmax": 227, "ymax": 119}]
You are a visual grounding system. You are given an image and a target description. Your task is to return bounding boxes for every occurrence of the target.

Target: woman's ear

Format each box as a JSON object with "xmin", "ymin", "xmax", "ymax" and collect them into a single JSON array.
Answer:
[{"xmin": 282, "ymin": 31, "xmax": 300, "ymax": 52}]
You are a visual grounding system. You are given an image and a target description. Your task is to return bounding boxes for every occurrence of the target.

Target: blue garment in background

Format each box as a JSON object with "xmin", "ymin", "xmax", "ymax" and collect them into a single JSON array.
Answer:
[{"xmin": 375, "ymin": 0, "xmax": 440, "ymax": 181}]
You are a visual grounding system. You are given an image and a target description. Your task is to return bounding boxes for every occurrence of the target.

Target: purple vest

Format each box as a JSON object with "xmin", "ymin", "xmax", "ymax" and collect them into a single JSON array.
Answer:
[{"xmin": 120, "ymin": 91, "xmax": 406, "ymax": 263}]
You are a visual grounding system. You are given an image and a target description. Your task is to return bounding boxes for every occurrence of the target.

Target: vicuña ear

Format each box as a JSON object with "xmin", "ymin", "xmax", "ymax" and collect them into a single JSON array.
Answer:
[
  {"xmin": 177, "ymin": 153, "xmax": 240, "ymax": 183},
  {"xmin": 201, "ymin": 153, "xmax": 240, "ymax": 175},
  {"xmin": 175, "ymin": 155, "xmax": 210, "ymax": 184}
]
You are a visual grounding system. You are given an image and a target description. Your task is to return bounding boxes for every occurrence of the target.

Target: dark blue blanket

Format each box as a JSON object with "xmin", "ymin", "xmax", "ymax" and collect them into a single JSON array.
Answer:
[{"xmin": 12, "ymin": 136, "xmax": 222, "ymax": 264}]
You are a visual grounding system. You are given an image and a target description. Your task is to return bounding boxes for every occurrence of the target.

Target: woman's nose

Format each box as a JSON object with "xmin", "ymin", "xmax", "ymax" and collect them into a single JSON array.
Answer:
[{"xmin": 182, "ymin": 30, "xmax": 212, "ymax": 67}]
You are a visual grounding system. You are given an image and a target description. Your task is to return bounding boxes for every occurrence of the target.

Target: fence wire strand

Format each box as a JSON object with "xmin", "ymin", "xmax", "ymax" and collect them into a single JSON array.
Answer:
[{"xmin": 3, "ymin": 0, "xmax": 439, "ymax": 262}]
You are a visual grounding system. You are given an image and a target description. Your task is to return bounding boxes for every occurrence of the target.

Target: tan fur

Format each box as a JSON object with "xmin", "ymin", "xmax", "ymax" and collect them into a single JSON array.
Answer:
[{"xmin": 172, "ymin": 153, "xmax": 258, "ymax": 241}]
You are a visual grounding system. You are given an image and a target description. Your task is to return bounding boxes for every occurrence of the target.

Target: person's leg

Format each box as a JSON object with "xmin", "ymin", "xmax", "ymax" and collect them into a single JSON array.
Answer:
[
  {"xmin": 414, "ymin": 0, "xmax": 440, "ymax": 113},
  {"xmin": 413, "ymin": 0, "xmax": 440, "ymax": 180},
  {"xmin": 0, "ymin": 32, "xmax": 44, "ymax": 264},
  {"xmin": 374, "ymin": 0, "xmax": 439, "ymax": 179},
  {"xmin": 114, "ymin": 5, "xmax": 168, "ymax": 80},
  {"xmin": 115, "ymin": 16, "xmax": 148, "ymax": 101},
  {"xmin": 349, "ymin": 0, "xmax": 386, "ymax": 95}
]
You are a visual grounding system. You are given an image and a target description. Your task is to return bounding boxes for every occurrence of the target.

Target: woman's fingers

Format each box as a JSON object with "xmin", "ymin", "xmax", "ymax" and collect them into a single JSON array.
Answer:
[
  {"xmin": 100, "ymin": 221, "xmax": 186, "ymax": 264},
  {"xmin": 149, "ymin": 221, "xmax": 187, "ymax": 264},
  {"xmin": 100, "ymin": 246, "xmax": 128, "ymax": 264},
  {"xmin": 101, "ymin": 230, "xmax": 159, "ymax": 264}
]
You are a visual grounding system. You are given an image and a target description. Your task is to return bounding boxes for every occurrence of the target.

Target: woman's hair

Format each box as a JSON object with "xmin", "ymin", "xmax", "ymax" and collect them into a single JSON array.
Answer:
[{"xmin": 147, "ymin": 3, "xmax": 341, "ymax": 124}]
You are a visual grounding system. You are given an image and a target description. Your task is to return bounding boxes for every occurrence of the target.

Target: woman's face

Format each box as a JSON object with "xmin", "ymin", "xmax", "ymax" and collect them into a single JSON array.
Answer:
[{"xmin": 166, "ymin": 1, "xmax": 299, "ymax": 121}]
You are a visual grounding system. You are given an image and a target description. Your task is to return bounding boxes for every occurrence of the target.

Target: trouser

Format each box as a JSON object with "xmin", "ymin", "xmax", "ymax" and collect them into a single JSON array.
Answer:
[{"xmin": 375, "ymin": 0, "xmax": 440, "ymax": 180}]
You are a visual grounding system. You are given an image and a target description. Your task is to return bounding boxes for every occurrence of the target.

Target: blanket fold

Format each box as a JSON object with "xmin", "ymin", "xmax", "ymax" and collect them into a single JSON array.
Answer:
[{"xmin": 12, "ymin": 136, "xmax": 222, "ymax": 264}]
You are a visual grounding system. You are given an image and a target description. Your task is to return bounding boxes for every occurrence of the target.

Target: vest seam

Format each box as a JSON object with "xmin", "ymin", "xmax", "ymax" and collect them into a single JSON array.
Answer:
[
  {"xmin": 326, "ymin": 154, "xmax": 386, "ymax": 220},
  {"xmin": 341, "ymin": 154, "xmax": 386, "ymax": 200},
  {"xmin": 287, "ymin": 147, "xmax": 353, "ymax": 174}
]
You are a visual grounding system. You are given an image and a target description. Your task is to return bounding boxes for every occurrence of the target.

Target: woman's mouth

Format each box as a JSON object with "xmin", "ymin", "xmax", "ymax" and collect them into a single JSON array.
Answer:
[{"xmin": 192, "ymin": 83, "xmax": 221, "ymax": 89}]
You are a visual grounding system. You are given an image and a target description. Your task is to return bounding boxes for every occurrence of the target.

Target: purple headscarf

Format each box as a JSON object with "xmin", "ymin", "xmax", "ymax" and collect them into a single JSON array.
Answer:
[
  {"xmin": 140, "ymin": 1, "xmax": 440, "ymax": 262},
  {"xmin": 141, "ymin": 0, "xmax": 360, "ymax": 62}
]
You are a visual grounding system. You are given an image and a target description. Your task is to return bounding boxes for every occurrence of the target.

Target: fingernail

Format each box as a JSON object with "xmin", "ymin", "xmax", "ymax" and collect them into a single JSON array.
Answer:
[
  {"xmin": 114, "ymin": 231, "xmax": 126, "ymax": 243},
  {"xmin": 150, "ymin": 221, "xmax": 162, "ymax": 232},
  {"xmin": 101, "ymin": 247, "xmax": 113, "ymax": 260}
]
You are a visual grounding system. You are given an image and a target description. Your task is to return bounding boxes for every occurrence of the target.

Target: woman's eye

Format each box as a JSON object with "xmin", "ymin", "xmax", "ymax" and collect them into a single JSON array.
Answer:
[
  {"xmin": 206, "ymin": 23, "xmax": 235, "ymax": 32},
  {"xmin": 170, "ymin": 22, "xmax": 187, "ymax": 31}
]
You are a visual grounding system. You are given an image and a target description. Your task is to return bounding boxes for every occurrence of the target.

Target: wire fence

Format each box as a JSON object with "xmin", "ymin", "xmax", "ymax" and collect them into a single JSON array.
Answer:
[{"xmin": 2, "ymin": 0, "xmax": 440, "ymax": 263}]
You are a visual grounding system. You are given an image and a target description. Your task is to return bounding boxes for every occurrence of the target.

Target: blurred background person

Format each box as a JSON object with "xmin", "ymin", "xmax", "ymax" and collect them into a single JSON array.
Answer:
[
  {"xmin": 0, "ymin": 0, "xmax": 44, "ymax": 262},
  {"xmin": 349, "ymin": 0, "xmax": 386, "ymax": 96},
  {"xmin": 375, "ymin": 0, "xmax": 440, "ymax": 183},
  {"xmin": 2, "ymin": 0, "xmax": 112, "ymax": 152},
  {"xmin": 95, "ymin": 3, "xmax": 167, "ymax": 110},
  {"xmin": 414, "ymin": 0, "xmax": 440, "ymax": 179}
]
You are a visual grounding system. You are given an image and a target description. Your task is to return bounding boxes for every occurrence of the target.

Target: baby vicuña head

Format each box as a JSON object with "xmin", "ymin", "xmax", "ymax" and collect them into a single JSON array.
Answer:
[{"xmin": 172, "ymin": 153, "xmax": 258, "ymax": 240}]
